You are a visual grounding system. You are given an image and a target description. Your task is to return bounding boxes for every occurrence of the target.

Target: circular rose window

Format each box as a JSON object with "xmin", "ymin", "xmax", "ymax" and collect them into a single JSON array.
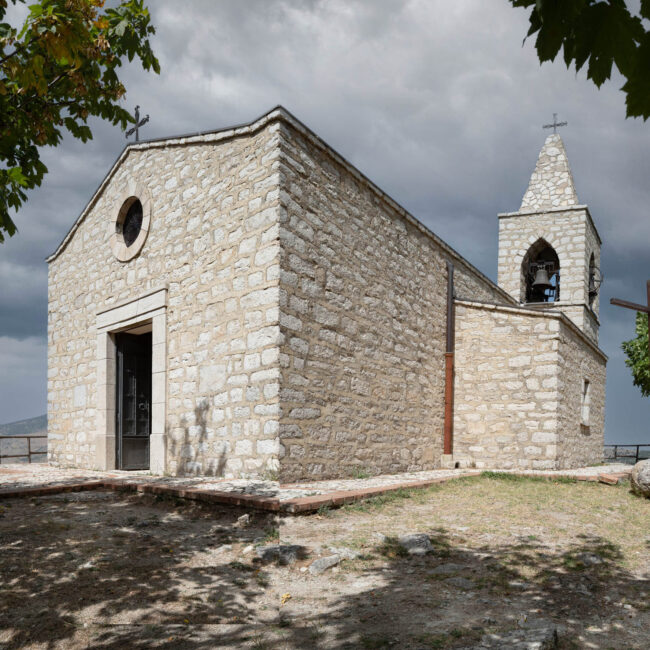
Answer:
[
  {"xmin": 121, "ymin": 199, "xmax": 143, "ymax": 247},
  {"xmin": 110, "ymin": 186, "xmax": 151, "ymax": 262}
]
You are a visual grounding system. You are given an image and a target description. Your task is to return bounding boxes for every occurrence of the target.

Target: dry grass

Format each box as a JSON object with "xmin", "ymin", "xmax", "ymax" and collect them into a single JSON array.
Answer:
[{"xmin": 279, "ymin": 474, "xmax": 650, "ymax": 648}]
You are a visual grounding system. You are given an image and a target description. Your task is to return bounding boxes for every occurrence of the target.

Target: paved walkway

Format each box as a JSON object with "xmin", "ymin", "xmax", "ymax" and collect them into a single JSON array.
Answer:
[{"xmin": 0, "ymin": 462, "xmax": 633, "ymax": 513}]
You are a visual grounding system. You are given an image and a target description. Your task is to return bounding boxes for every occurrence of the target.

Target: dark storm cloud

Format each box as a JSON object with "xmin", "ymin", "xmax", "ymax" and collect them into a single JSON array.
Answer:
[{"xmin": 1, "ymin": 0, "xmax": 648, "ymax": 439}]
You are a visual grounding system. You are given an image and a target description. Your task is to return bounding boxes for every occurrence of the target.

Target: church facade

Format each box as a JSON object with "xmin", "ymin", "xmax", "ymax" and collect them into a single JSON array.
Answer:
[{"xmin": 46, "ymin": 107, "xmax": 606, "ymax": 481}]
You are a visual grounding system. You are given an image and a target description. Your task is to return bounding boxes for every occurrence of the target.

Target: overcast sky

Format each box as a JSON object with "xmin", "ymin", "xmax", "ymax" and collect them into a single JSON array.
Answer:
[{"xmin": 1, "ymin": 0, "xmax": 648, "ymax": 444}]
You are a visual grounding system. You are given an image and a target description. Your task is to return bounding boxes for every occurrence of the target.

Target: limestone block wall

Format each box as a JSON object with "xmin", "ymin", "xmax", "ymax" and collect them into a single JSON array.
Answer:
[
  {"xmin": 556, "ymin": 320, "xmax": 606, "ymax": 468},
  {"xmin": 453, "ymin": 301, "xmax": 606, "ymax": 469},
  {"xmin": 497, "ymin": 207, "xmax": 601, "ymax": 343},
  {"xmin": 524, "ymin": 303, "xmax": 600, "ymax": 349},
  {"xmin": 453, "ymin": 302, "xmax": 562, "ymax": 469},
  {"xmin": 274, "ymin": 121, "xmax": 510, "ymax": 481},
  {"xmin": 48, "ymin": 122, "xmax": 283, "ymax": 477}
]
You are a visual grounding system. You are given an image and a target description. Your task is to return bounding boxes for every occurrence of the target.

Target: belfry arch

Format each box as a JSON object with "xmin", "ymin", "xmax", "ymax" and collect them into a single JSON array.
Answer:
[{"xmin": 520, "ymin": 238, "xmax": 560, "ymax": 303}]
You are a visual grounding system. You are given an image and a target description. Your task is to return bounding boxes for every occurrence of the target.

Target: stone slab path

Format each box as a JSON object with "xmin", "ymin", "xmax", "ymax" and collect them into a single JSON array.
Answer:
[{"xmin": 0, "ymin": 463, "xmax": 633, "ymax": 513}]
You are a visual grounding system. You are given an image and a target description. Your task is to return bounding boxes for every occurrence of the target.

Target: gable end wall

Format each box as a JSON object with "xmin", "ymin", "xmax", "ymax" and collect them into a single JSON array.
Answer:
[{"xmin": 48, "ymin": 123, "xmax": 284, "ymax": 477}]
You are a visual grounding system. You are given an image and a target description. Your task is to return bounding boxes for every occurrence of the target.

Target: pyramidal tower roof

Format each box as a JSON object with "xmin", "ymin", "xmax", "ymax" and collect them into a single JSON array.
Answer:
[{"xmin": 520, "ymin": 133, "xmax": 578, "ymax": 211}]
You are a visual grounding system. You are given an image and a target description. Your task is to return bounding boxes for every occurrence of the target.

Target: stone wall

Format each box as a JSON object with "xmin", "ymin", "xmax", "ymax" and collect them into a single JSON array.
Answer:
[
  {"xmin": 48, "ymin": 121, "xmax": 284, "ymax": 477},
  {"xmin": 274, "ymin": 121, "xmax": 509, "ymax": 481},
  {"xmin": 453, "ymin": 301, "xmax": 606, "ymax": 470},
  {"xmin": 453, "ymin": 301, "xmax": 561, "ymax": 469},
  {"xmin": 556, "ymin": 319, "xmax": 606, "ymax": 468}
]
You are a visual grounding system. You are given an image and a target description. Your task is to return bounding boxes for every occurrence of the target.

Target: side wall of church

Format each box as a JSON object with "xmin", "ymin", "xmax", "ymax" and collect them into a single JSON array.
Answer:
[
  {"xmin": 453, "ymin": 302, "xmax": 561, "ymax": 469},
  {"xmin": 556, "ymin": 320, "xmax": 606, "ymax": 468},
  {"xmin": 48, "ymin": 124, "xmax": 283, "ymax": 477},
  {"xmin": 274, "ymin": 121, "xmax": 509, "ymax": 481}
]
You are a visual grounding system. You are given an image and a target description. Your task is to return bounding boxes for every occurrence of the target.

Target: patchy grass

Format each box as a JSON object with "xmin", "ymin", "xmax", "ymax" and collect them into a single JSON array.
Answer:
[
  {"xmin": 312, "ymin": 475, "xmax": 647, "ymax": 570},
  {"xmin": 480, "ymin": 470, "xmax": 579, "ymax": 484},
  {"xmin": 280, "ymin": 473, "xmax": 649, "ymax": 649},
  {"xmin": 341, "ymin": 487, "xmax": 416, "ymax": 513}
]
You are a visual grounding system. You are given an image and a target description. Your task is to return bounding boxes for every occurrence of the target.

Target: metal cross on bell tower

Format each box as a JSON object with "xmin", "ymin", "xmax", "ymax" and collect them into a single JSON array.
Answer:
[
  {"xmin": 543, "ymin": 113, "xmax": 567, "ymax": 134},
  {"xmin": 125, "ymin": 105, "xmax": 150, "ymax": 142}
]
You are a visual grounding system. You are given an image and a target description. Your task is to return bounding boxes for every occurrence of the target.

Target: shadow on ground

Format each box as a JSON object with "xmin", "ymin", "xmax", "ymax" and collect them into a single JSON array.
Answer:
[
  {"xmin": 272, "ymin": 527, "xmax": 649, "ymax": 648},
  {"xmin": 1, "ymin": 478, "xmax": 649, "ymax": 648},
  {"xmin": 0, "ymin": 490, "xmax": 279, "ymax": 649}
]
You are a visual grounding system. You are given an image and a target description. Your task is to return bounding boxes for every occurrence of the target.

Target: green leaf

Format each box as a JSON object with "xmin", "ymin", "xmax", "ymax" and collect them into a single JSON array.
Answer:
[
  {"xmin": 510, "ymin": 0, "xmax": 650, "ymax": 120},
  {"xmin": 622, "ymin": 312, "xmax": 650, "ymax": 396},
  {"xmin": 0, "ymin": 0, "xmax": 160, "ymax": 242}
]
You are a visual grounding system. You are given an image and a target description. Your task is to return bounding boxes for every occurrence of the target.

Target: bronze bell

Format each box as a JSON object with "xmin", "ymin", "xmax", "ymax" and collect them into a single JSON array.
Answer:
[{"xmin": 532, "ymin": 267, "xmax": 552, "ymax": 289}]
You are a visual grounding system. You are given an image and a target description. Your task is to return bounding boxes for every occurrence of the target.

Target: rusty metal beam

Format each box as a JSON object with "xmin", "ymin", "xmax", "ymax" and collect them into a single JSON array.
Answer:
[
  {"xmin": 610, "ymin": 297, "xmax": 649, "ymax": 312},
  {"xmin": 443, "ymin": 262, "xmax": 455, "ymax": 456}
]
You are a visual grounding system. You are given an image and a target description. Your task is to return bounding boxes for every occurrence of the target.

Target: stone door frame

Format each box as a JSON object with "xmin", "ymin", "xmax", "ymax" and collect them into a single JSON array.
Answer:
[{"xmin": 95, "ymin": 286, "xmax": 167, "ymax": 473}]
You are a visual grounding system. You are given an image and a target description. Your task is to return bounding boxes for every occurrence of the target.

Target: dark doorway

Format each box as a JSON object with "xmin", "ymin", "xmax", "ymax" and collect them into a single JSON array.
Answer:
[{"xmin": 115, "ymin": 331, "xmax": 152, "ymax": 470}]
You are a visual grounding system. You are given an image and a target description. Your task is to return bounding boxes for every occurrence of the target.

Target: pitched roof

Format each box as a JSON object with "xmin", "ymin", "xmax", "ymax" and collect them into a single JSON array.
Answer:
[{"xmin": 520, "ymin": 133, "xmax": 579, "ymax": 211}]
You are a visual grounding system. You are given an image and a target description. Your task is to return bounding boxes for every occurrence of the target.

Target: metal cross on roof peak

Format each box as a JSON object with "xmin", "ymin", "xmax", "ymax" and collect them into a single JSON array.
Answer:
[
  {"xmin": 125, "ymin": 105, "xmax": 150, "ymax": 142},
  {"xmin": 543, "ymin": 113, "xmax": 567, "ymax": 134}
]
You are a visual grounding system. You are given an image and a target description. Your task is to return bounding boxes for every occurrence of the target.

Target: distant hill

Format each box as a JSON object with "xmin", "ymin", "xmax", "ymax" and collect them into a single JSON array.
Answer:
[{"xmin": 0, "ymin": 414, "xmax": 47, "ymax": 437}]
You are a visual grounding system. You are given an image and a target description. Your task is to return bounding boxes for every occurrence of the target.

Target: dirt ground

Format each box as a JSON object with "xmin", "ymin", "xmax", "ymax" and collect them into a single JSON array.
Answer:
[{"xmin": 0, "ymin": 474, "xmax": 648, "ymax": 649}]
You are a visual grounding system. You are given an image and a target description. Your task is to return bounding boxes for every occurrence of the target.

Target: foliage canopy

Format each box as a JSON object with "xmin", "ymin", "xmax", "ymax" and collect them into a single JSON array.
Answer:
[
  {"xmin": 0, "ymin": 0, "xmax": 159, "ymax": 242},
  {"xmin": 621, "ymin": 312, "xmax": 650, "ymax": 397},
  {"xmin": 511, "ymin": 0, "xmax": 650, "ymax": 120}
]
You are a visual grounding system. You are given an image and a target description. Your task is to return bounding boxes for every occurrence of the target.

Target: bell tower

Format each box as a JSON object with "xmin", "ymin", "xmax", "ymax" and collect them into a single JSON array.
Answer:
[{"xmin": 497, "ymin": 132, "xmax": 602, "ymax": 343}]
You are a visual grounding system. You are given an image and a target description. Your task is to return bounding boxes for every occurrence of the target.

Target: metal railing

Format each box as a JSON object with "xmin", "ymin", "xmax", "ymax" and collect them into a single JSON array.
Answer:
[
  {"xmin": 0, "ymin": 435, "xmax": 47, "ymax": 464},
  {"xmin": 604, "ymin": 444, "xmax": 650, "ymax": 465}
]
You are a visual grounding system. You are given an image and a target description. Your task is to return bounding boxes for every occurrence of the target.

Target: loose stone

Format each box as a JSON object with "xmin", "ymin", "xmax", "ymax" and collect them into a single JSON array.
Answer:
[
  {"xmin": 630, "ymin": 459, "xmax": 650, "ymax": 498},
  {"xmin": 398, "ymin": 533, "xmax": 433, "ymax": 555},
  {"xmin": 327, "ymin": 545, "xmax": 360, "ymax": 560},
  {"xmin": 309, "ymin": 555, "xmax": 340, "ymax": 575},
  {"xmin": 254, "ymin": 544, "xmax": 305, "ymax": 565}
]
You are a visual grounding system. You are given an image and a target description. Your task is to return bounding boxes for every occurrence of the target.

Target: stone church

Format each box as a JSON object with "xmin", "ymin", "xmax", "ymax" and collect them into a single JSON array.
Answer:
[{"xmin": 47, "ymin": 106, "xmax": 606, "ymax": 481}]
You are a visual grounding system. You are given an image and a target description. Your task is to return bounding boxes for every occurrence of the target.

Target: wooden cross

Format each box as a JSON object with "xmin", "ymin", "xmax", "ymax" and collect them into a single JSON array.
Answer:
[
  {"xmin": 543, "ymin": 113, "xmax": 567, "ymax": 134},
  {"xmin": 610, "ymin": 280, "xmax": 650, "ymax": 356},
  {"xmin": 125, "ymin": 105, "xmax": 150, "ymax": 142}
]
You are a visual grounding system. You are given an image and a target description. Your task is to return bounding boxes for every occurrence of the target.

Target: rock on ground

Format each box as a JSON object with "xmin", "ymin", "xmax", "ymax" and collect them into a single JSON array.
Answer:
[
  {"xmin": 235, "ymin": 513, "xmax": 251, "ymax": 527},
  {"xmin": 254, "ymin": 545, "xmax": 305, "ymax": 565},
  {"xmin": 630, "ymin": 459, "xmax": 650, "ymax": 498},
  {"xmin": 398, "ymin": 533, "xmax": 433, "ymax": 555},
  {"xmin": 309, "ymin": 555, "xmax": 340, "ymax": 575},
  {"xmin": 327, "ymin": 545, "xmax": 360, "ymax": 560}
]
